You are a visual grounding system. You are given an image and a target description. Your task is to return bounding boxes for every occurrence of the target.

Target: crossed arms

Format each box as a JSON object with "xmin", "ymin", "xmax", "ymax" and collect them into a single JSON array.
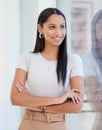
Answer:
[{"xmin": 10, "ymin": 68, "xmax": 84, "ymax": 114}]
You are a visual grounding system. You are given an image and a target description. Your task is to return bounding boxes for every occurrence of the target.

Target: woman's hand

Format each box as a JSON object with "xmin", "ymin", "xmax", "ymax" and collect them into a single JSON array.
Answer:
[
  {"xmin": 58, "ymin": 89, "xmax": 81, "ymax": 104},
  {"xmin": 16, "ymin": 83, "xmax": 30, "ymax": 94},
  {"xmin": 16, "ymin": 83, "xmax": 81, "ymax": 104},
  {"xmin": 57, "ymin": 90, "xmax": 69, "ymax": 104},
  {"xmin": 67, "ymin": 89, "xmax": 81, "ymax": 104}
]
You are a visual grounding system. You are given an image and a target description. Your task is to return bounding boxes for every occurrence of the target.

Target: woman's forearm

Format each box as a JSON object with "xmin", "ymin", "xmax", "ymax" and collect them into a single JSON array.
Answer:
[
  {"xmin": 46, "ymin": 100, "xmax": 83, "ymax": 114},
  {"xmin": 27, "ymin": 99, "xmax": 83, "ymax": 114},
  {"xmin": 11, "ymin": 70, "xmax": 84, "ymax": 112},
  {"xmin": 11, "ymin": 88, "xmax": 83, "ymax": 114},
  {"xmin": 46, "ymin": 88, "xmax": 84, "ymax": 114},
  {"xmin": 11, "ymin": 92, "xmax": 58, "ymax": 107}
]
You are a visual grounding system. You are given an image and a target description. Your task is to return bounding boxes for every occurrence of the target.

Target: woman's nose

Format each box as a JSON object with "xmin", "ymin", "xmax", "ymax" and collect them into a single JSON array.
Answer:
[{"xmin": 55, "ymin": 28, "xmax": 61, "ymax": 36}]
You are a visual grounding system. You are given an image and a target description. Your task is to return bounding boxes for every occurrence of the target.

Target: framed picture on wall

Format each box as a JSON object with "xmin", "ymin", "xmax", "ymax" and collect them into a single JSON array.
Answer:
[{"xmin": 71, "ymin": 2, "xmax": 92, "ymax": 56}]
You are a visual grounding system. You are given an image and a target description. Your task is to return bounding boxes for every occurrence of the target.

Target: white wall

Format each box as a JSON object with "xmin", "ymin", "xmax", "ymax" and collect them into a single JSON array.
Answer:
[
  {"xmin": 0, "ymin": 0, "xmax": 21, "ymax": 130},
  {"xmin": 20, "ymin": 0, "xmax": 56, "ymax": 52},
  {"xmin": 56, "ymin": 0, "xmax": 71, "ymax": 53},
  {"xmin": 0, "ymin": 1, "xmax": 9, "ymax": 130},
  {"xmin": 38, "ymin": 0, "xmax": 56, "ymax": 14}
]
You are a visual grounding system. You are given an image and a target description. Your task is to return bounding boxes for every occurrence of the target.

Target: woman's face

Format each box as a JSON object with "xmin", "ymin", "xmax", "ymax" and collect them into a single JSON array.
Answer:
[
  {"xmin": 96, "ymin": 17, "xmax": 102, "ymax": 44},
  {"xmin": 38, "ymin": 14, "xmax": 66, "ymax": 47}
]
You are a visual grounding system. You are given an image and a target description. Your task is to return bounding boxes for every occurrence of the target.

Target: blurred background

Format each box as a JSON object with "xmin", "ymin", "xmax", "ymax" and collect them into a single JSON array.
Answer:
[{"xmin": 0, "ymin": 0, "xmax": 102, "ymax": 129}]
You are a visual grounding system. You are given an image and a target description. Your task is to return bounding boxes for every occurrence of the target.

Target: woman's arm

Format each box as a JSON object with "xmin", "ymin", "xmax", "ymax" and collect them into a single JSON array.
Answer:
[
  {"xmin": 10, "ymin": 68, "xmax": 70, "ymax": 107},
  {"xmin": 15, "ymin": 75, "xmax": 84, "ymax": 114},
  {"xmin": 43, "ymin": 76, "xmax": 84, "ymax": 114},
  {"xmin": 11, "ymin": 69, "xmax": 83, "ymax": 113}
]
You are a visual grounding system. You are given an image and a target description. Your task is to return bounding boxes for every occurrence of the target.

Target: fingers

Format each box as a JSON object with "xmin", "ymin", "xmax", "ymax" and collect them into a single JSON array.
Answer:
[
  {"xmin": 70, "ymin": 95, "xmax": 81, "ymax": 104},
  {"xmin": 16, "ymin": 83, "xmax": 24, "ymax": 92},
  {"xmin": 56, "ymin": 89, "xmax": 81, "ymax": 104},
  {"xmin": 68, "ymin": 90, "xmax": 81, "ymax": 104},
  {"xmin": 16, "ymin": 83, "xmax": 29, "ymax": 94},
  {"xmin": 72, "ymin": 94, "xmax": 81, "ymax": 104},
  {"xmin": 71, "ymin": 88, "xmax": 81, "ymax": 93}
]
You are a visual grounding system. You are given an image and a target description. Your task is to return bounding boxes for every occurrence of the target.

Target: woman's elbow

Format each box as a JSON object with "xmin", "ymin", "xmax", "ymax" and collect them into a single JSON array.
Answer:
[
  {"xmin": 10, "ymin": 93, "xmax": 18, "ymax": 106},
  {"xmin": 75, "ymin": 101, "xmax": 83, "ymax": 113},
  {"xmin": 10, "ymin": 96, "xmax": 15, "ymax": 105},
  {"xmin": 75, "ymin": 93, "xmax": 84, "ymax": 113}
]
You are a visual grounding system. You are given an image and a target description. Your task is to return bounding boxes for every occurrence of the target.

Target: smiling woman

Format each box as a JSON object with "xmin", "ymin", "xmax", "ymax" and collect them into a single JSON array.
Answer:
[
  {"xmin": 37, "ymin": 14, "xmax": 66, "ymax": 60},
  {"xmin": 10, "ymin": 7, "xmax": 84, "ymax": 130},
  {"xmin": 38, "ymin": 14, "xmax": 66, "ymax": 47}
]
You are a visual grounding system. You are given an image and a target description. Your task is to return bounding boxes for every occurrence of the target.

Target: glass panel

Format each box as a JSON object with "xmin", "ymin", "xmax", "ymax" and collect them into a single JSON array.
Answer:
[{"xmin": 71, "ymin": 1, "xmax": 102, "ymax": 130}]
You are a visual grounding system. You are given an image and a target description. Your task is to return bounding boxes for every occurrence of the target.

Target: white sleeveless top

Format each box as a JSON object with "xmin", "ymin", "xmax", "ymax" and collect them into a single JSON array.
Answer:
[{"xmin": 17, "ymin": 52, "xmax": 83, "ymax": 97}]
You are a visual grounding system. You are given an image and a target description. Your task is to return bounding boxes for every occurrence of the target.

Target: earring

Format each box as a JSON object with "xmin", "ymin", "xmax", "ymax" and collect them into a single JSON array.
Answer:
[{"xmin": 39, "ymin": 33, "xmax": 43, "ymax": 38}]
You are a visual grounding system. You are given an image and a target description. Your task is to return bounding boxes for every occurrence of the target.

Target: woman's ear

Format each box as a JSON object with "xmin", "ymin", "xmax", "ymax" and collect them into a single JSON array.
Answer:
[{"xmin": 37, "ymin": 24, "xmax": 43, "ymax": 34}]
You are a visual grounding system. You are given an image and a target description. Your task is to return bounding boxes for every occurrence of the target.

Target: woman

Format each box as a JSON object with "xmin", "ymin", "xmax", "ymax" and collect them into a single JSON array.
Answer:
[
  {"xmin": 82, "ymin": 9, "xmax": 102, "ymax": 130},
  {"xmin": 10, "ymin": 8, "xmax": 84, "ymax": 130}
]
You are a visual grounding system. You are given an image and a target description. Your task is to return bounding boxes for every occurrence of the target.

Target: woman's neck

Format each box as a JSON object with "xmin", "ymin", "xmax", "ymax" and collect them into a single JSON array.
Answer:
[{"xmin": 41, "ymin": 47, "xmax": 59, "ymax": 61}]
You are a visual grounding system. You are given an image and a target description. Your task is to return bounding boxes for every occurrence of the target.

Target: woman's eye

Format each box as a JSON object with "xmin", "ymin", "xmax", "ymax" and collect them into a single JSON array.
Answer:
[
  {"xmin": 49, "ymin": 26, "xmax": 55, "ymax": 29},
  {"xmin": 60, "ymin": 25, "xmax": 66, "ymax": 29}
]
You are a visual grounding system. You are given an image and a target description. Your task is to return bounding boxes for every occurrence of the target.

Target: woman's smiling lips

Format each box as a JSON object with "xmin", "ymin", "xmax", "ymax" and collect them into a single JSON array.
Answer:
[{"xmin": 52, "ymin": 37, "xmax": 63, "ymax": 42}]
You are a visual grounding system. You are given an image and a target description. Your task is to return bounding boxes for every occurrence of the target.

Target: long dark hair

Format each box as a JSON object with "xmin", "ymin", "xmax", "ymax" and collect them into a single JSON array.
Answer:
[
  {"xmin": 92, "ymin": 10, "xmax": 102, "ymax": 73},
  {"xmin": 32, "ymin": 7, "xmax": 68, "ymax": 85}
]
